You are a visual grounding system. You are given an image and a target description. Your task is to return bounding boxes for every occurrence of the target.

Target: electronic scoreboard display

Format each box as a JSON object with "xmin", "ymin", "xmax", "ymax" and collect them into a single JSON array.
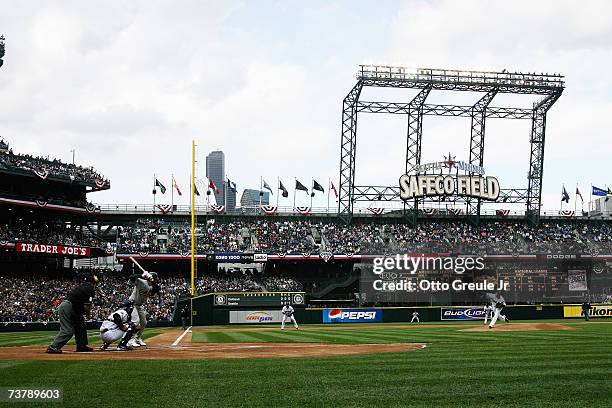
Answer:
[{"xmin": 213, "ymin": 292, "xmax": 305, "ymax": 307}]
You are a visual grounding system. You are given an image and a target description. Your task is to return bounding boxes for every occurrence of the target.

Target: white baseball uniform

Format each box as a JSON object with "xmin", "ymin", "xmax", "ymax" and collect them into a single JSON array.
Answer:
[
  {"xmin": 100, "ymin": 309, "xmax": 131, "ymax": 344},
  {"xmin": 281, "ymin": 305, "xmax": 298, "ymax": 329},
  {"xmin": 483, "ymin": 305, "xmax": 493, "ymax": 324},
  {"xmin": 411, "ymin": 311, "xmax": 420, "ymax": 323},
  {"xmin": 487, "ymin": 294, "xmax": 508, "ymax": 327}
]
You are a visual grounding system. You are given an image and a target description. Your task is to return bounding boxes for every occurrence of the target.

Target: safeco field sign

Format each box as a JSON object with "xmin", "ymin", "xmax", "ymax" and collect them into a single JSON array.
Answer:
[{"xmin": 323, "ymin": 309, "xmax": 382, "ymax": 323}]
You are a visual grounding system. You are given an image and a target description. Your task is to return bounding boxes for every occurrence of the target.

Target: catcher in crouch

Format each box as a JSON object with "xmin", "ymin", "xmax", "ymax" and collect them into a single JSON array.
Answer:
[
  {"xmin": 127, "ymin": 269, "xmax": 160, "ymax": 347},
  {"xmin": 99, "ymin": 300, "xmax": 136, "ymax": 351}
]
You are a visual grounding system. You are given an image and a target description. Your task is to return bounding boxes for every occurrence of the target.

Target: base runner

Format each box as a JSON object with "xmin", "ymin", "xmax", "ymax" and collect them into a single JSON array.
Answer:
[
  {"xmin": 99, "ymin": 300, "xmax": 136, "ymax": 351},
  {"xmin": 281, "ymin": 304, "xmax": 299, "ymax": 330}
]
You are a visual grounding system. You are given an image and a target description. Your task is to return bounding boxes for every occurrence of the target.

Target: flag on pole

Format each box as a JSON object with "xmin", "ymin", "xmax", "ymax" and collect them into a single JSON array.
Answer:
[
  {"xmin": 172, "ymin": 177, "xmax": 182, "ymax": 196},
  {"xmin": 313, "ymin": 180, "xmax": 324, "ymax": 193},
  {"xmin": 209, "ymin": 179, "xmax": 219, "ymax": 194},
  {"xmin": 263, "ymin": 180, "xmax": 273, "ymax": 195},
  {"xmin": 279, "ymin": 180, "xmax": 289, "ymax": 198},
  {"xmin": 561, "ymin": 186, "xmax": 569, "ymax": 203},
  {"xmin": 295, "ymin": 179, "xmax": 308, "ymax": 192},
  {"xmin": 592, "ymin": 186, "xmax": 607, "ymax": 196},
  {"xmin": 575, "ymin": 187, "xmax": 583, "ymax": 202},
  {"xmin": 155, "ymin": 178, "xmax": 166, "ymax": 194},
  {"xmin": 330, "ymin": 181, "xmax": 338, "ymax": 199},
  {"xmin": 194, "ymin": 184, "xmax": 200, "ymax": 196},
  {"xmin": 227, "ymin": 178, "xmax": 237, "ymax": 192}
]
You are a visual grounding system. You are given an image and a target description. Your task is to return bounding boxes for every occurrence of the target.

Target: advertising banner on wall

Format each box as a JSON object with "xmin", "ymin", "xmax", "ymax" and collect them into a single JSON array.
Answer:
[
  {"xmin": 564, "ymin": 305, "xmax": 612, "ymax": 318},
  {"xmin": 322, "ymin": 309, "xmax": 382, "ymax": 323},
  {"xmin": 15, "ymin": 242, "xmax": 91, "ymax": 257},
  {"xmin": 229, "ymin": 310, "xmax": 285, "ymax": 324},
  {"xmin": 440, "ymin": 307, "xmax": 486, "ymax": 321}
]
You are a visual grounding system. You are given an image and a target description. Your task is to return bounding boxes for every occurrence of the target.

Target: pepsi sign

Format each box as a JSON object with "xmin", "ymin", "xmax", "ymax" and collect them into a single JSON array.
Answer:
[
  {"xmin": 323, "ymin": 309, "xmax": 382, "ymax": 323},
  {"xmin": 441, "ymin": 307, "xmax": 485, "ymax": 321}
]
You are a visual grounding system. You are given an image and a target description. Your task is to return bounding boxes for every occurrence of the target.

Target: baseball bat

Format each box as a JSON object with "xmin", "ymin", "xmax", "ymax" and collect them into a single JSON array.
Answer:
[{"xmin": 129, "ymin": 256, "xmax": 147, "ymax": 274}]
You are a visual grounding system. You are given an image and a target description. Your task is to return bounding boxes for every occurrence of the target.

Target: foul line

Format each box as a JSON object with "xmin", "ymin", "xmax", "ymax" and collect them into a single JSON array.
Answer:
[{"xmin": 172, "ymin": 326, "xmax": 192, "ymax": 347}]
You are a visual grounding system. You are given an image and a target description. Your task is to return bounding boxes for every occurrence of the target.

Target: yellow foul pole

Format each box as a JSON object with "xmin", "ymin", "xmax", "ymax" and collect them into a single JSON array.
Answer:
[{"xmin": 190, "ymin": 139, "xmax": 196, "ymax": 296}]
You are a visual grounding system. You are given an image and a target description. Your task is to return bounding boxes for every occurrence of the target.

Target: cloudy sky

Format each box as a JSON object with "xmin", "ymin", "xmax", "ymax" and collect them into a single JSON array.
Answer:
[{"xmin": 0, "ymin": 0, "xmax": 610, "ymax": 213}]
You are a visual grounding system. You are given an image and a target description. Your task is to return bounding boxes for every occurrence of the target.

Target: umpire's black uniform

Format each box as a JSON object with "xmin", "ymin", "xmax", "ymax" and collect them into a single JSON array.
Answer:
[{"xmin": 47, "ymin": 275, "xmax": 97, "ymax": 353}]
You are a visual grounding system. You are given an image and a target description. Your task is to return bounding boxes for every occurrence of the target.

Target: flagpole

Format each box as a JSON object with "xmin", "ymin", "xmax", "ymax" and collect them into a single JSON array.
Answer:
[
  {"xmin": 153, "ymin": 173, "xmax": 156, "ymax": 213},
  {"xmin": 574, "ymin": 183, "xmax": 577, "ymax": 214},
  {"xmin": 224, "ymin": 174, "xmax": 228, "ymax": 213},
  {"xmin": 190, "ymin": 140, "xmax": 196, "ymax": 297},
  {"xmin": 171, "ymin": 174, "xmax": 174, "ymax": 209},
  {"xmin": 589, "ymin": 184, "xmax": 592, "ymax": 216},
  {"xmin": 310, "ymin": 178, "xmax": 313, "ymax": 209},
  {"xmin": 293, "ymin": 177, "xmax": 296, "ymax": 210},
  {"xmin": 259, "ymin": 176, "xmax": 263, "ymax": 212},
  {"xmin": 327, "ymin": 178, "xmax": 330, "ymax": 214},
  {"xmin": 276, "ymin": 177, "xmax": 280, "ymax": 209}
]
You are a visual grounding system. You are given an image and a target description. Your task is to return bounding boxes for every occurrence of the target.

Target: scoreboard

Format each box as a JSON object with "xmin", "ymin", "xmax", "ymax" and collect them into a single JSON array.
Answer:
[{"xmin": 212, "ymin": 292, "xmax": 305, "ymax": 307}]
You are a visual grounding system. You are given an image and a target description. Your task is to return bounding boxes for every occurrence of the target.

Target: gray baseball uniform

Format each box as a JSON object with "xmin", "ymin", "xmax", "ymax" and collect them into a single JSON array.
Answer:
[{"xmin": 129, "ymin": 278, "xmax": 152, "ymax": 337}]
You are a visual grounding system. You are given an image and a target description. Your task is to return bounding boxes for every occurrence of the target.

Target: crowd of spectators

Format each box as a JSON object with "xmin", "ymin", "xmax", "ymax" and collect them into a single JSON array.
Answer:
[
  {"xmin": 0, "ymin": 147, "xmax": 109, "ymax": 187},
  {"xmin": 116, "ymin": 219, "xmax": 611, "ymax": 255},
  {"xmin": 0, "ymin": 268, "xmax": 301, "ymax": 323},
  {"xmin": 0, "ymin": 221, "xmax": 102, "ymax": 248}
]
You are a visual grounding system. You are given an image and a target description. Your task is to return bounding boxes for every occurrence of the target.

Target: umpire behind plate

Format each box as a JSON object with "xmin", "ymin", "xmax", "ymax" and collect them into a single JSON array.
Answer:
[{"xmin": 46, "ymin": 273, "xmax": 99, "ymax": 354}]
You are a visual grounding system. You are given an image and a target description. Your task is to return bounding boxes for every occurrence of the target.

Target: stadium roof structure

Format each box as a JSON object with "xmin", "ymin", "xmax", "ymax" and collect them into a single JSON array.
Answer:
[{"xmin": 338, "ymin": 64, "xmax": 565, "ymax": 224}]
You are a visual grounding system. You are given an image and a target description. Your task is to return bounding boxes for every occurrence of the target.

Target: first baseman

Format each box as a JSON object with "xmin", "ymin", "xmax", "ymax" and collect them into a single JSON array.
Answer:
[{"xmin": 281, "ymin": 304, "xmax": 299, "ymax": 330}]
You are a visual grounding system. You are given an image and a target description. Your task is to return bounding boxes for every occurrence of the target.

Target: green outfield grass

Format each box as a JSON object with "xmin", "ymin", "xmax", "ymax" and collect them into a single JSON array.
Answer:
[{"xmin": 0, "ymin": 321, "xmax": 610, "ymax": 408}]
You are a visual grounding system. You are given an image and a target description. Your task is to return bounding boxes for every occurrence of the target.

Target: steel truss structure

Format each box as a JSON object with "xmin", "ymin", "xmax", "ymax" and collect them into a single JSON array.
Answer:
[{"xmin": 338, "ymin": 65, "xmax": 564, "ymax": 224}]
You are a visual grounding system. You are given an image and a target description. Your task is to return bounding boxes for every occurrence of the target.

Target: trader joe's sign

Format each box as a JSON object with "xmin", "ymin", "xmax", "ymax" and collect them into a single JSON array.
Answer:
[{"xmin": 16, "ymin": 242, "xmax": 91, "ymax": 257}]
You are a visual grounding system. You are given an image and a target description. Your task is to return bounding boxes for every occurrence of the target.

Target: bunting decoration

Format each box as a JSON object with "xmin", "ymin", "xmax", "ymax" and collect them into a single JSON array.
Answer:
[
  {"xmin": 496, "ymin": 209, "xmax": 510, "ymax": 218},
  {"xmin": 367, "ymin": 207, "xmax": 385, "ymax": 216},
  {"xmin": 85, "ymin": 203, "xmax": 101, "ymax": 213},
  {"xmin": 33, "ymin": 169, "xmax": 49, "ymax": 180},
  {"xmin": 448, "ymin": 208, "xmax": 463, "ymax": 216},
  {"xmin": 138, "ymin": 250, "xmax": 149, "ymax": 258},
  {"xmin": 210, "ymin": 204, "xmax": 225, "ymax": 214},
  {"xmin": 559, "ymin": 210, "xmax": 575, "ymax": 219},
  {"xmin": 156, "ymin": 204, "xmax": 173, "ymax": 214},
  {"xmin": 261, "ymin": 205, "xmax": 278, "ymax": 215},
  {"xmin": 422, "ymin": 208, "xmax": 437, "ymax": 217},
  {"xmin": 295, "ymin": 206, "xmax": 311, "ymax": 215},
  {"xmin": 95, "ymin": 178, "xmax": 106, "ymax": 189},
  {"xmin": 35, "ymin": 199, "xmax": 48, "ymax": 208}
]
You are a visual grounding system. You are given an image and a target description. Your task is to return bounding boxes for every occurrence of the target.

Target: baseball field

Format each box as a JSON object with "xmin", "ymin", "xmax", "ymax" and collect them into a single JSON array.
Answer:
[{"xmin": 0, "ymin": 320, "xmax": 610, "ymax": 407}]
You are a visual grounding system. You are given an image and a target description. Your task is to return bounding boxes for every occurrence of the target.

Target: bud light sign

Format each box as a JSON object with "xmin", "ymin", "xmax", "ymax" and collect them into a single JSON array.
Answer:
[
  {"xmin": 323, "ymin": 309, "xmax": 382, "ymax": 323},
  {"xmin": 441, "ymin": 307, "xmax": 485, "ymax": 321}
]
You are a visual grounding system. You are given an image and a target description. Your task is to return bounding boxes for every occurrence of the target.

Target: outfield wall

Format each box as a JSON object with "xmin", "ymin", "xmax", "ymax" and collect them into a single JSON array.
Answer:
[{"xmin": 176, "ymin": 296, "xmax": 612, "ymax": 326}]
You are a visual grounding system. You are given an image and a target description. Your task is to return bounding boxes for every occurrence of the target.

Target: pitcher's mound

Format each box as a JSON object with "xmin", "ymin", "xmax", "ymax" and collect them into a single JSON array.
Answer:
[{"xmin": 461, "ymin": 323, "xmax": 575, "ymax": 332}]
